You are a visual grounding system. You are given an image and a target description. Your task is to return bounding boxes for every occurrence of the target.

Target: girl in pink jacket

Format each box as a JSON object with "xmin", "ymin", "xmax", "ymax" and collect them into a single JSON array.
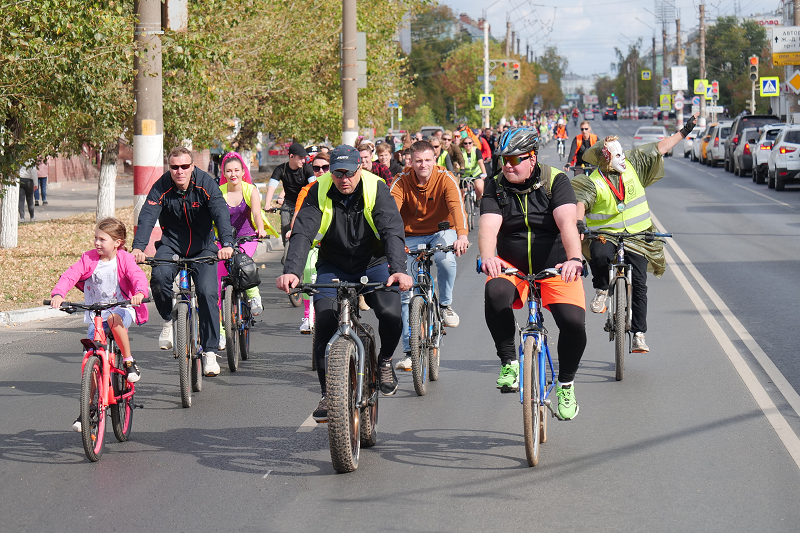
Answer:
[{"xmin": 50, "ymin": 218, "xmax": 149, "ymax": 431}]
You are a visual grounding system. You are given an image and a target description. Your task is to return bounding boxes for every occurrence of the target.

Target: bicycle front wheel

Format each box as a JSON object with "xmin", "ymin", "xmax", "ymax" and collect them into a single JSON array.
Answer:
[
  {"xmin": 409, "ymin": 295, "xmax": 429, "ymax": 396},
  {"xmin": 521, "ymin": 336, "xmax": 541, "ymax": 467},
  {"xmin": 327, "ymin": 338, "xmax": 360, "ymax": 473},
  {"xmin": 80, "ymin": 355, "xmax": 106, "ymax": 462},
  {"xmin": 110, "ymin": 344, "xmax": 133, "ymax": 442},
  {"xmin": 615, "ymin": 277, "xmax": 626, "ymax": 381},
  {"xmin": 240, "ymin": 297, "xmax": 251, "ymax": 361},
  {"xmin": 464, "ymin": 193, "xmax": 474, "ymax": 231},
  {"xmin": 223, "ymin": 286, "xmax": 240, "ymax": 372},
  {"xmin": 176, "ymin": 305, "xmax": 192, "ymax": 408}
]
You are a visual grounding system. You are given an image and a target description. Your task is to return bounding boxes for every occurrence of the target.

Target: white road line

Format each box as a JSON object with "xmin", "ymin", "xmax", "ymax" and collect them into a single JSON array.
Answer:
[
  {"xmin": 297, "ymin": 415, "xmax": 317, "ymax": 432},
  {"xmin": 730, "ymin": 182, "xmax": 793, "ymax": 207},
  {"xmin": 263, "ymin": 470, "xmax": 272, "ymax": 478},
  {"xmin": 652, "ymin": 215, "xmax": 800, "ymax": 469}
]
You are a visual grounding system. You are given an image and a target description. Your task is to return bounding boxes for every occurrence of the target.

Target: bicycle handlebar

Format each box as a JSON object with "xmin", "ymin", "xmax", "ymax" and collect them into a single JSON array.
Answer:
[
  {"xmin": 406, "ymin": 243, "xmax": 456, "ymax": 257},
  {"xmin": 288, "ymin": 280, "xmax": 388, "ymax": 296},
  {"xmin": 141, "ymin": 255, "xmax": 220, "ymax": 266},
  {"xmin": 43, "ymin": 298, "xmax": 152, "ymax": 311}
]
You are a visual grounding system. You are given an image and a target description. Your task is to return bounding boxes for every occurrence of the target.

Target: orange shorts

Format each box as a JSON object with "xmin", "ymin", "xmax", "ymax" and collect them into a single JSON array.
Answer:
[{"xmin": 487, "ymin": 259, "xmax": 586, "ymax": 310}]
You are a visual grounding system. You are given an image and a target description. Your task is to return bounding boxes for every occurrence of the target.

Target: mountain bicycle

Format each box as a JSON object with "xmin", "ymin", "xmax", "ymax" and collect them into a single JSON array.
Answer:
[
  {"xmin": 583, "ymin": 229, "xmax": 672, "ymax": 381},
  {"xmin": 406, "ymin": 240, "xmax": 455, "ymax": 396},
  {"xmin": 478, "ymin": 262, "xmax": 567, "ymax": 467},
  {"xmin": 289, "ymin": 278, "xmax": 384, "ymax": 473},
  {"xmin": 143, "ymin": 255, "xmax": 219, "ymax": 407},
  {"xmin": 221, "ymin": 235, "xmax": 262, "ymax": 372},
  {"xmin": 460, "ymin": 176, "xmax": 478, "ymax": 231},
  {"xmin": 557, "ymin": 138, "xmax": 566, "ymax": 160},
  {"xmin": 45, "ymin": 298, "xmax": 149, "ymax": 461}
]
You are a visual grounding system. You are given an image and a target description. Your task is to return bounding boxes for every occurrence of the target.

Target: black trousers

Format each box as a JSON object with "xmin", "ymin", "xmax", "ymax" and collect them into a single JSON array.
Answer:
[
  {"xmin": 18, "ymin": 178, "xmax": 35, "ymax": 219},
  {"xmin": 279, "ymin": 203, "xmax": 295, "ymax": 245},
  {"xmin": 589, "ymin": 239, "xmax": 648, "ymax": 333},
  {"xmin": 312, "ymin": 262, "xmax": 402, "ymax": 394},
  {"xmin": 150, "ymin": 245, "xmax": 221, "ymax": 351},
  {"xmin": 484, "ymin": 277, "xmax": 587, "ymax": 383}
]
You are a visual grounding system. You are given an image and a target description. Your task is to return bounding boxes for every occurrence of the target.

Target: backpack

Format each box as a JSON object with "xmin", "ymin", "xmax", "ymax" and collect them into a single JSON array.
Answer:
[{"xmin": 228, "ymin": 252, "xmax": 261, "ymax": 290}]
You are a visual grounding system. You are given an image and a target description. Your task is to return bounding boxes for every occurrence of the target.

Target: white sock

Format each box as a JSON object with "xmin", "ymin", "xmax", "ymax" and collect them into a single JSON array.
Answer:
[{"xmin": 560, "ymin": 380, "xmax": 573, "ymax": 387}]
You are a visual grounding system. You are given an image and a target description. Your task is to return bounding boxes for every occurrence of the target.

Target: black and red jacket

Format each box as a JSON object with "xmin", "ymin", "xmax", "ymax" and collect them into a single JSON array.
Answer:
[{"xmin": 132, "ymin": 168, "xmax": 234, "ymax": 257}]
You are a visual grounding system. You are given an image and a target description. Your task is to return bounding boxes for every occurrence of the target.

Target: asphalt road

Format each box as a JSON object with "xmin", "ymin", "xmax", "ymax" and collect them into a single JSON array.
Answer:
[{"xmin": 2, "ymin": 122, "xmax": 800, "ymax": 532}]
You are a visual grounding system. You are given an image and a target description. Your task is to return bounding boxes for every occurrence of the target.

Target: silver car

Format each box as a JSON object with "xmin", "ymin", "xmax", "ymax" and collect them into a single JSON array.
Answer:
[
  {"xmin": 691, "ymin": 127, "xmax": 706, "ymax": 162},
  {"xmin": 706, "ymin": 121, "xmax": 733, "ymax": 167},
  {"xmin": 683, "ymin": 129, "xmax": 701, "ymax": 158},
  {"xmin": 633, "ymin": 126, "xmax": 672, "ymax": 156}
]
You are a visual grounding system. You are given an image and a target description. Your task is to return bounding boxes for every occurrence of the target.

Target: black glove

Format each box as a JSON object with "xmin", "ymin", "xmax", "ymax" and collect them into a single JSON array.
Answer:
[
  {"xmin": 680, "ymin": 115, "xmax": 697, "ymax": 138},
  {"xmin": 576, "ymin": 220, "xmax": 587, "ymax": 235}
]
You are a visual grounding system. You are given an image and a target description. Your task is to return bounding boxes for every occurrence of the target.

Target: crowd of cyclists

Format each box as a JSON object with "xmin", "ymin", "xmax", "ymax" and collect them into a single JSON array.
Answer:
[{"xmin": 49, "ymin": 107, "xmax": 698, "ymax": 436}]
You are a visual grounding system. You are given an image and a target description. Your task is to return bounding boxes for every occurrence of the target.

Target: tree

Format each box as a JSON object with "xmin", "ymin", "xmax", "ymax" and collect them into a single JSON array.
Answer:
[{"xmin": 537, "ymin": 46, "xmax": 568, "ymax": 106}]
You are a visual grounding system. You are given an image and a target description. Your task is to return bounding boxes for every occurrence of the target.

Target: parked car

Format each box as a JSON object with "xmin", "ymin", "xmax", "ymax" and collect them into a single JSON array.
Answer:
[
  {"xmin": 683, "ymin": 129, "xmax": 700, "ymax": 158},
  {"xmin": 752, "ymin": 124, "xmax": 785, "ymax": 184},
  {"xmin": 699, "ymin": 125, "xmax": 715, "ymax": 164},
  {"xmin": 690, "ymin": 127, "xmax": 706, "ymax": 162},
  {"xmin": 731, "ymin": 127, "xmax": 760, "ymax": 176},
  {"xmin": 603, "ymin": 108, "xmax": 618, "ymax": 121},
  {"xmin": 724, "ymin": 114, "xmax": 779, "ymax": 172},
  {"xmin": 706, "ymin": 120, "xmax": 733, "ymax": 167},
  {"xmin": 632, "ymin": 126, "xmax": 672, "ymax": 156},
  {"xmin": 420, "ymin": 126, "xmax": 444, "ymax": 139},
  {"xmin": 584, "ymin": 110, "xmax": 595, "ymax": 120},
  {"xmin": 767, "ymin": 126, "xmax": 800, "ymax": 190}
]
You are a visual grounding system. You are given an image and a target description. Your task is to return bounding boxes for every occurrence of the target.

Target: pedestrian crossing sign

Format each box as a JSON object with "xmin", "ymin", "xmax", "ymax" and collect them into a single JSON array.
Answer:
[
  {"xmin": 694, "ymin": 79, "xmax": 708, "ymax": 95},
  {"xmin": 479, "ymin": 94, "xmax": 494, "ymax": 109},
  {"xmin": 760, "ymin": 77, "xmax": 780, "ymax": 97},
  {"xmin": 641, "ymin": 70, "xmax": 651, "ymax": 80},
  {"xmin": 659, "ymin": 94, "xmax": 672, "ymax": 111}
]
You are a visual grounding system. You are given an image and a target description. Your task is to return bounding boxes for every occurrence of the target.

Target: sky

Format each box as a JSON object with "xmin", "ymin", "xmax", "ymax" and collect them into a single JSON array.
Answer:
[{"xmin": 440, "ymin": 0, "xmax": 782, "ymax": 78}]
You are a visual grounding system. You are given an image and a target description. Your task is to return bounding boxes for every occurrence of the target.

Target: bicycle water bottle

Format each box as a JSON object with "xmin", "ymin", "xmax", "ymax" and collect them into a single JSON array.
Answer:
[{"xmin": 179, "ymin": 269, "xmax": 189, "ymax": 290}]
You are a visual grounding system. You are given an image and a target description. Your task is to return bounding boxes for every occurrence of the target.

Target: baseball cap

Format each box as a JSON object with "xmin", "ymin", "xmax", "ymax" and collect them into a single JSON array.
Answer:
[
  {"xmin": 329, "ymin": 145, "xmax": 361, "ymax": 172},
  {"xmin": 288, "ymin": 143, "xmax": 307, "ymax": 157}
]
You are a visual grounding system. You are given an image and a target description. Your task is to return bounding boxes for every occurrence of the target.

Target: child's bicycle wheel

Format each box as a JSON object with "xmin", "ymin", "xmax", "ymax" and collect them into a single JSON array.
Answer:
[
  {"xmin": 80, "ymin": 355, "xmax": 106, "ymax": 461},
  {"xmin": 110, "ymin": 343, "xmax": 134, "ymax": 442}
]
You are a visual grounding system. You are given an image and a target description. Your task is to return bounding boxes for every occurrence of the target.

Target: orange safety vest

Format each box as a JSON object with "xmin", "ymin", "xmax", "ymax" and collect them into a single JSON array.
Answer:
[
  {"xmin": 555, "ymin": 125, "xmax": 567, "ymax": 139},
  {"xmin": 570, "ymin": 134, "xmax": 598, "ymax": 166}
]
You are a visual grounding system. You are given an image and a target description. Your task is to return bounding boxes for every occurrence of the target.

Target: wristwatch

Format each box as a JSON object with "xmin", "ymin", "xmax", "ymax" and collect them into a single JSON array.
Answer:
[
  {"xmin": 222, "ymin": 242, "xmax": 233, "ymax": 248},
  {"xmin": 568, "ymin": 257, "xmax": 582, "ymax": 262}
]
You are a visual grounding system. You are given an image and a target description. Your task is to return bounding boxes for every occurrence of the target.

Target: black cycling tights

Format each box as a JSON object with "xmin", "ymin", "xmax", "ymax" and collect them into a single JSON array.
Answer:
[
  {"xmin": 485, "ymin": 277, "xmax": 587, "ymax": 383},
  {"xmin": 312, "ymin": 289, "xmax": 402, "ymax": 394}
]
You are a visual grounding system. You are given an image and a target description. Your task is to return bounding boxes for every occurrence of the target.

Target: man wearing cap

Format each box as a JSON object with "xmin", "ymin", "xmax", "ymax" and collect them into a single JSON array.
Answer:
[
  {"xmin": 264, "ymin": 142, "xmax": 316, "ymax": 244},
  {"xmin": 277, "ymin": 145, "xmax": 413, "ymax": 423}
]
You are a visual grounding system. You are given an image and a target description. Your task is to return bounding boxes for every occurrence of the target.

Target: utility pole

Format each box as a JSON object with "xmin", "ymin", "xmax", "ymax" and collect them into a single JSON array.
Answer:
[
  {"xmin": 505, "ymin": 20, "xmax": 511, "ymax": 56},
  {"xmin": 511, "ymin": 31, "xmax": 516, "ymax": 55},
  {"xmin": 662, "ymin": 24, "xmax": 668, "ymax": 84},
  {"xmin": 526, "ymin": 42, "xmax": 529, "ymax": 62},
  {"xmin": 652, "ymin": 36, "xmax": 658, "ymax": 109},
  {"xmin": 133, "ymin": 0, "xmax": 164, "ymax": 247},
  {"xmin": 699, "ymin": 1, "xmax": 706, "ymax": 127},
  {"xmin": 675, "ymin": 17, "xmax": 682, "ymax": 66},
  {"xmin": 341, "ymin": 0, "xmax": 358, "ymax": 146},
  {"xmin": 483, "ymin": 18, "xmax": 490, "ymax": 128},
  {"xmin": 787, "ymin": 0, "xmax": 800, "ymax": 121},
  {"xmin": 517, "ymin": 38, "xmax": 520, "ymax": 56}
]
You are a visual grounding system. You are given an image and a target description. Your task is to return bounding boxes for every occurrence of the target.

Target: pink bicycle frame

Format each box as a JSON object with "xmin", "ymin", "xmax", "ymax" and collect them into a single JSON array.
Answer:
[{"xmin": 79, "ymin": 312, "xmax": 134, "ymax": 408}]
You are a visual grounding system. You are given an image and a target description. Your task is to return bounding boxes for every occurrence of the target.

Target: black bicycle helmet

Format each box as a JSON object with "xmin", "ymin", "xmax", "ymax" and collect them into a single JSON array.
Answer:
[{"xmin": 496, "ymin": 126, "xmax": 540, "ymax": 156}]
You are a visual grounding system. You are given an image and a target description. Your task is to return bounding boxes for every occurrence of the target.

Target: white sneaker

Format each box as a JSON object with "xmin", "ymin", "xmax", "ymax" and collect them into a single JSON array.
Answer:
[
  {"xmin": 299, "ymin": 317, "xmax": 312, "ymax": 334},
  {"xmin": 590, "ymin": 289, "xmax": 608, "ymax": 314},
  {"xmin": 202, "ymin": 351, "xmax": 221, "ymax": 376},
  {"xmin": 71, "ymin": 418, "xmax": 82, "ymax": 433},
  {"xmin": 218, "ymin": 333, "xmax": 226, "ymax": 351},
  {"xmin": 441, "ymin": 305, "xmax": 460, "ymax": 327},
  {"xmin": 250, "ymin": 295, "xmax": 263, "ymax": 316},
  {"xmin": 632, "ymin": 332, "xmax": 650, "ymax": 353},
  {"xmin": 395, "ymin": 355, "xmax": 412, "ymax": 371},
  {"xmin": 159, "ymin": 320, "xmax": 173, "ymax": 350}
]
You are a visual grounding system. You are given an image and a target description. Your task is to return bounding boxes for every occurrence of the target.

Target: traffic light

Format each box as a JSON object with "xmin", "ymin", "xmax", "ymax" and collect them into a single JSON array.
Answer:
[
  {"xmin": 512, "ymin": 62, "xmax": 520, "ymax": 80},
  {"xmin": 749, "ymin": 56, "xmax": 759, "ymax": 82},
  {"xmin": 711, "ymin": 80, "xmax": 719, "ymax": 97}
]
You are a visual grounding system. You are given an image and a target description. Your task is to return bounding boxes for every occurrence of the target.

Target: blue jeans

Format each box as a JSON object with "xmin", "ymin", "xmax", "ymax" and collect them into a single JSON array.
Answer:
[
  {"xmin": 34, "ymin": 177, "xmax": 47, "ymax": 202},
  {"xmin": 401, "ymin": 229, "xmax": 457, "ymax": 353}
]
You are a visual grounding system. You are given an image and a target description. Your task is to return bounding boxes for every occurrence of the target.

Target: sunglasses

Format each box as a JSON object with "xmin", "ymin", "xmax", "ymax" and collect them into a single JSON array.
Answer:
[
  {"xmin": 462, "ymin": 141, "xmax": 473, "ymax": 145},
  {"xmin": 332, "ymin": 168, "xmax": 358, "ymax": 179},
  {"xmin": 313, "ymin": 164, "xmax": 330, "ymax": 172},
  {"xmin": 580, "ymin": 127, "xmax": 590, "ymax": 131},
  {"xmin": 170, "ymin": 164, "xmax": 192, "ymax": 170},
  {"xmin": 443, "ymin": 137, "xmax": 452, "ymax": 141},
  {"xmin": 501, "ymin": 154, "xmax": 532, "ymax": 166},
  {"xmin": 432, "ymin": 145, "xmax": 441, "ymax": 149}
]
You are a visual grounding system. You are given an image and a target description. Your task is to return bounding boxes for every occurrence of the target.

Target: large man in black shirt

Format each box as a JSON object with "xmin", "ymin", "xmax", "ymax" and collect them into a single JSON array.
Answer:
[
  {"xmin": 132, "ymin": 146, "xmax": 235, "ymax": 377},
  {"xmin": 264, "ymin": 143, "xmax": 315, "ymax": 243}
]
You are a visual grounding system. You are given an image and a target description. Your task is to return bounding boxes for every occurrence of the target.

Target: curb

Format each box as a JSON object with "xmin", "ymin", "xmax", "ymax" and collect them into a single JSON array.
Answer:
[{"xmin": 0, "ymin": 306, "xmax": 65, "ymax": 326}]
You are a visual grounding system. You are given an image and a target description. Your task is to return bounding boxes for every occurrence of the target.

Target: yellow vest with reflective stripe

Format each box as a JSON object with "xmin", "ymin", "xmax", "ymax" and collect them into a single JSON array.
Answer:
[
  {"xmin": 585, "ymin": 166, "xmax": 652, "ymax": 233},
  {"xmin": 461, "ymin": 148, "xmax": 481, "ymax": 177},
  {"xmin": 312, "ymin": 170, "xmax": 380, "ymax": 247},
  {"xmin": 437, "ymin": 151, "xmax": 448, "ymax": 166},
  {"xmin": 216, "ymin": 181, "xmax": 280, "ymax": 238}
]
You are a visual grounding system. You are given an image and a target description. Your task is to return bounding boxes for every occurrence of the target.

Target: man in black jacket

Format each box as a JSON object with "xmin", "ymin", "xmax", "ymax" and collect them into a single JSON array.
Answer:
[
  {"xmin": 276, "ymin": 145, "xmax": 413, "ymax": 422},
  {"xmin": 132, "ymin": 146, "xmax": 235, "ymax": 377}
]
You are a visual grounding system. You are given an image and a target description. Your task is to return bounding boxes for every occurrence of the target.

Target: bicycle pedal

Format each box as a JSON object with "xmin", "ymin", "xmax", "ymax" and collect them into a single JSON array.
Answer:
[
  {"xmin": 498, "ymin": 385, "xmax": 519, "ymax": 393},
  {"xmin": 133, "ymin": 403, "xmax": 145, "ymax": 409}
]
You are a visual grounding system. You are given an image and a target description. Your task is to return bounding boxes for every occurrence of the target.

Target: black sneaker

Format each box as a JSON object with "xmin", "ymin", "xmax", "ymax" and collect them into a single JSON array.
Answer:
[
  {"xmin": 313, "ymin": 395, "xmax": 328, "ymax": 423},
  {"xmin": 125, "ymin": 360, "xmax": 141, "ymax": 383},
  {"xmin": 379, "ymin": 360, "xmax": 399, "ymax": 396},
  {"xmin": 35, "ymin": 201, "xmax": 39, "ymax": 206}
]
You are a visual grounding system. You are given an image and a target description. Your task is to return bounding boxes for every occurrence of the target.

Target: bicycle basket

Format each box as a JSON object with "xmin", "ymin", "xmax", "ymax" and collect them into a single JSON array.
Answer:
[{"xmin": 229, "ymin": 252, "xmax": 261, "ymax": 290}]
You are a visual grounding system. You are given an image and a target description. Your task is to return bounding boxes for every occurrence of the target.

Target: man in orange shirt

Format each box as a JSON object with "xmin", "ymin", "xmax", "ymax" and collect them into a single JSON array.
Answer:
[{"xmin": 390, "ymin": 140, "xmax": 469, "ymax": 371}]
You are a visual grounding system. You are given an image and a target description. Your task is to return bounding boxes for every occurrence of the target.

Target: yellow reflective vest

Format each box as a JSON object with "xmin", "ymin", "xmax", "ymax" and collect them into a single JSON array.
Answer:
[
  {"xmin": 217, "ymin": 181, "xmax": 279, "ymax": 238},
  {"xmin": 312, "ymin": 170, "xmax": 381, "ymax": 247},
  {"xmin": 585, "ymin": 166, "xmax": 652, "ymax": 233}
]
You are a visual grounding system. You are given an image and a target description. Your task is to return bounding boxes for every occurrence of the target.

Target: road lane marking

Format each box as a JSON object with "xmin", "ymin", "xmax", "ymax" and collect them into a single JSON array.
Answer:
[
  {"xmin": 263, "ymin": 470, "xmax": 272, "ymax": 478},
  {"xmin": 652, "ymin": 214, "xmax": 800, "ymax": 469},
  {"xmin": 297, "ymin": 415, "xmax": 317, "ymax": 432},
  {"xmin": 730, "ymin": 182, "xmax": 793, "ymax": 207}
]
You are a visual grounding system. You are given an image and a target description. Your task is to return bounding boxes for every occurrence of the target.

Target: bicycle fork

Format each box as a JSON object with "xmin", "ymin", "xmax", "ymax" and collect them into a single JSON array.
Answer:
[{"xmin": 325, "ymin": 299, "xmax": 370, "ymax": 409}]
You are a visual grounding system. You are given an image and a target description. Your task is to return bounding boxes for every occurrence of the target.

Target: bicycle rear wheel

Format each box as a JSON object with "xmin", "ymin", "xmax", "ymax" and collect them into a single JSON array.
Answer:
[
  {"xmin": 240, "ymin": 297, "xmax": 251, "ymax": 361},
  {"xmin": 521, "ymin": 336, "xmax": 541, "ymax": 467},
  {"xmin": 110, "ymin": 344, "xmax": 134, "ymax": 442},
  {"xmin": 615, "ymin": 278, "xmax": 626, "ymax": 382},
  {"xmin": 409, "ymin": 295, "xmax": 429, "ymax": 396},
  {"xmin": 223, "ymin": 286, "xmax": 240, "ymax": 372},
  {"xmin": 176, "ymin": 305, "xmax": 192, "ymax": 408},
  {"xmin": 80, "ymin": 355, "xmax": 106, "ymax": 461},
  {"xmin": 327, "ymin": 338, "xmax": 360, "ymax": 473},
  {"xmin": 358, "ymin": 324, "xmax": 378, "ymax": 448}
]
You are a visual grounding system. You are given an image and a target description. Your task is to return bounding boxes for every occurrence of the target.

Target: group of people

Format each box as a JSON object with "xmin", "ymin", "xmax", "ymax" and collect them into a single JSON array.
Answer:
[{"xmin": 50, "ymin": 109, "xmax": 698, "ymax": 432}]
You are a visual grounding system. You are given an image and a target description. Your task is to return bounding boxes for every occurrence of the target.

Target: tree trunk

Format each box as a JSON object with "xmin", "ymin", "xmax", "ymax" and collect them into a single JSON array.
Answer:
[
  {"xmin": 96, "ymin": 142, "xmax": 119, "ymax": 222},
  {"xmin": 240, "ymin": 149, "xmax": 252, "ymax": 174},
  {"xmin": 0, "ymin": 179, "xmax": 20, "ymax": 249}
]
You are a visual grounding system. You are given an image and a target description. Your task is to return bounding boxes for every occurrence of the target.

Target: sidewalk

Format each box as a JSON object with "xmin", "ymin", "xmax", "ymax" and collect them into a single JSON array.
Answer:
[{"xmin": 31, "ymin": 177, "xmax": 134, "ymax": 222}]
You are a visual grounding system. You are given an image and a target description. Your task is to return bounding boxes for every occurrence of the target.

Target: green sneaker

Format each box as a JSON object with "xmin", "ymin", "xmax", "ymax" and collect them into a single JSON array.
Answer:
[
  {"xmin": 496, "ymin": 361, "xmax": 519, "ymax": 392},
  {"xmin": 556, "ymin": 382, "xmax": 579, "ymax": 420}
]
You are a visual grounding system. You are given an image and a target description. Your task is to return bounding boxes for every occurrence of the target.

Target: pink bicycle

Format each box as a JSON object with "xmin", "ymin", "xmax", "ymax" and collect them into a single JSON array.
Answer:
[{"xmin": 45, "ymin": 298, "xmax": 149, "ymax": 461}]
